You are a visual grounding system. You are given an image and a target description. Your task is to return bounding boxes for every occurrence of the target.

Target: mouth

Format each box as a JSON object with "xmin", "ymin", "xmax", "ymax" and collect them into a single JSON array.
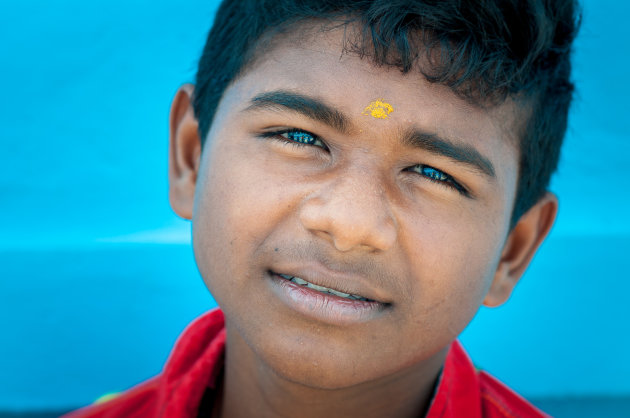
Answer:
[
  {"xmin": 268, "ymin": 269, "xmax": 387, "ymax": 325},
  {"xmin": 275, "ymin": 273, "xmax": 375, "ymax": 302}
]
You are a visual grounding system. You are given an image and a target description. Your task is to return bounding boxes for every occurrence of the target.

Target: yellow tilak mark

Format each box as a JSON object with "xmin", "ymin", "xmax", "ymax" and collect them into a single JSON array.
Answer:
[{"xmin": 362, "ymin": 99, "xmax": 394, "ymax": 119}]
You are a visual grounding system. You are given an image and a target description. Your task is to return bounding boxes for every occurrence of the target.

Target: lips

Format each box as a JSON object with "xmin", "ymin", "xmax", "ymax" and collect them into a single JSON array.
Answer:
[
  {"xmin": 276, "ymin": 273, "xmax": 374, "ymax": 302},
  {"xmin": 268, "ymin": 269, "xmax": 387, "ymax": 325}
]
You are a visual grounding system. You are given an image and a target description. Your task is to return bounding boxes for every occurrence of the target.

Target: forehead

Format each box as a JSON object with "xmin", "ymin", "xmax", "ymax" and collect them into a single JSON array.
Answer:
[{"xmin": 244, "ymin": 26, "xmax": 518, "ymax": 128}]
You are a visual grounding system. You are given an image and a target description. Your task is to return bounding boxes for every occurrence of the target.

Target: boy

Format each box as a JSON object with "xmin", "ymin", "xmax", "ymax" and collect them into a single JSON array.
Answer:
[{"xmin": 67, "ymin": 0, "xmax": 579, "ymax": 416}]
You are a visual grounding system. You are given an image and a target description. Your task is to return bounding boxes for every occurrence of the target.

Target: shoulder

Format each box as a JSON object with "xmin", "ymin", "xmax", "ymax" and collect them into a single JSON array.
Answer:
[
  {"xmin": 478, "ymin": 371, "xmax": 549, "ymax": 418},
  {"xmin": 62, "ymin": 308, "xmax": 226, "ymax": 418},
  {"xmin": 427, "ymin": 340, "xmax": 549, "ymax": 418},
  {"xmin": 62, "ymin": 377, "xmax": 161, "ymax": 418}
]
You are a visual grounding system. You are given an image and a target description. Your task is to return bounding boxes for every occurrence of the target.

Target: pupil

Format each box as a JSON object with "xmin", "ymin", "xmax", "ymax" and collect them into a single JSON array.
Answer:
[
  {"xmin": 424, "ymin": 167, "xmax": 445, "ymax": 180},
  {"xmin": 290, "ymin": 132, "xmax": 311, "ymax": 143}
]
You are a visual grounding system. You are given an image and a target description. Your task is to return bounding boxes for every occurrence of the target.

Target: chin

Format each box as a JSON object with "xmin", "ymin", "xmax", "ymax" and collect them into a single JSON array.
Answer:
[
  {"xmin": 239, "ymin": 321, "xmax": 408, "ymax": 391},
  {"xmin": 261, "ymin": 347, "xmax": 379, "ymax": 390}
]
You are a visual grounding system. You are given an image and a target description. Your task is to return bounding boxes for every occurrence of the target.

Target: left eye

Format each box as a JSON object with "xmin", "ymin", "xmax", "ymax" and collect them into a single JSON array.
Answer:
[{"xmin": 409, "ymin": 165, "xmax": 467, "ymax": 195}]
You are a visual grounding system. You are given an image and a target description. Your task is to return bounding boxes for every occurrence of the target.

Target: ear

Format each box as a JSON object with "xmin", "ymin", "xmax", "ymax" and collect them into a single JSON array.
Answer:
[
  {"xmin": 169, "ymin": 84, "xmax": 202, "ymax": 220},
  {"xmin": 483, "ymin": 192, "xmax": 558, "ymax": 307}
]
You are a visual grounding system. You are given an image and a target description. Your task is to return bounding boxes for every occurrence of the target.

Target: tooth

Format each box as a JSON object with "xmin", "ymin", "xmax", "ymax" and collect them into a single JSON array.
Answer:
[
  {"xmin": 283, "ymin": 275, "xmax": 369, "ymax": 301},
  {"xmin": 293, "ymin": 277, "xmax": 308, "ymax": 285},
  {"xmin": 307, "ymin": 283, "xmax": 329, "ymax": 292},
  {"xmin": 328, "ymin": 289, "xmax": 351, "ymax": 298}
]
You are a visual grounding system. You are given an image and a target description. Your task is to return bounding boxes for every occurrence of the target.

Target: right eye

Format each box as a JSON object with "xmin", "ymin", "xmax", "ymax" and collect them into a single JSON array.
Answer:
[{"xmin": 260, "ymin": 129, "xmax": 328, "ymax": 150}]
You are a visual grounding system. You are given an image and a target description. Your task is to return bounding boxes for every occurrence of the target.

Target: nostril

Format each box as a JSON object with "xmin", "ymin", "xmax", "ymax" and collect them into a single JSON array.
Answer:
[{"xmin": 299, "ymin": 194, "xmax": 397, "ymax": 252}]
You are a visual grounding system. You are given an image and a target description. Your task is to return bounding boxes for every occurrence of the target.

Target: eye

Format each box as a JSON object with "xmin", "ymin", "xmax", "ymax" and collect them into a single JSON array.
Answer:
[
  {"xmin": 408, "ymin": 164, "xmax": 468, "ymax": 196},
  {"xmin": 260, "ymin": 128, "xmax": 328, "ymax": 150}
]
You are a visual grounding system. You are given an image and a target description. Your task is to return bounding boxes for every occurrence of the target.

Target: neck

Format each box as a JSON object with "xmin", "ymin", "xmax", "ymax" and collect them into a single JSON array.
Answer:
[{"xmin": 217, "ymin": 325, "xmax": 448, "ymax": 418}]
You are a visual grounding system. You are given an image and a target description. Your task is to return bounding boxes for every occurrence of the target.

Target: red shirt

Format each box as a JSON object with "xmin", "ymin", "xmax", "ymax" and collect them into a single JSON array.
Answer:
[{"xmin": 64, "ymin": 309, "xmax": 548, "ymax": 418}]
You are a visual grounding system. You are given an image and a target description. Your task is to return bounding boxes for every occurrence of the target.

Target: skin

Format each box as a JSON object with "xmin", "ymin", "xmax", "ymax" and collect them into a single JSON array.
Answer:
[{"xmin": 168, "ymin": 27, "xmax": 557, "ymax": 418}]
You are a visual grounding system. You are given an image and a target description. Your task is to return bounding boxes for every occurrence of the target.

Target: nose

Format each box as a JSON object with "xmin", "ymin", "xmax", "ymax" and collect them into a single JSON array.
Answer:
[{"xmin": 298, "ymin": 169, "xmax": 397, "ymax": 252}]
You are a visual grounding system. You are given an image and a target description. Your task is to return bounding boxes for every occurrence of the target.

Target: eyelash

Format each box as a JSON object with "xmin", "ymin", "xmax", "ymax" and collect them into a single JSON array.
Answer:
[
  {"xmin": 259, "ymin": 128, "xmax": 468, "ymax": 196},
  {"xmin": 259, "ymin": 129, "xmax": 328, "ymax": 151},
  {"xmin": 406, "ymin": 165, "xmax": 468, "ymax": 196}
]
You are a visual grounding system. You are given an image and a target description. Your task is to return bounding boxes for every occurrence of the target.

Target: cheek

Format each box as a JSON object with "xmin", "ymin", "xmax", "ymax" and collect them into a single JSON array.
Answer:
[
  {"xmin": 400, "ymin": 205, "xmax": 504, "ymax": 334},
  {"xmin": 191, "ymin": 139, "xmax": 297, "ymax": 297}
]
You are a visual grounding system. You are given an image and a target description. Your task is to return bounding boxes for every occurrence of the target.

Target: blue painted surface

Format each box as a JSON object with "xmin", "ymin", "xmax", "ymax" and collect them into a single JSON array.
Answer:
[{"xmin": 1, "ymin": 0, "xmax": 629, "ymax": 411}]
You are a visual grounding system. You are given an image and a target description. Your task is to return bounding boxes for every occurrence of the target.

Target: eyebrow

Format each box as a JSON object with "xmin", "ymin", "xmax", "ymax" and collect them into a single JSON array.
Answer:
[
  {"xmin": 244, "ymin": 90, "xmax": 350, "ymax": 134},
  {"xmin": 401, "ymin": 130, "xmax": 496, "ymax": 178},
  {"xmin": 245, "ymin": 90, "xmax": 495, "ymax": 178}
]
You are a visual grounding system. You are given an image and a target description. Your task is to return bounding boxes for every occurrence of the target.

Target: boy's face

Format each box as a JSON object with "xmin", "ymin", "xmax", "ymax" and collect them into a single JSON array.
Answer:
[{"xmin": 170, "ymin": 27, "xmax": 553, "ymax": 389}]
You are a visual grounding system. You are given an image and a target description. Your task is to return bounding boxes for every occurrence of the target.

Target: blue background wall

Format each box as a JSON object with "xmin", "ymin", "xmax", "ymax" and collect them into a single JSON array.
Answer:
[{"xmin": 1, "ymin": 0, "xmax": 629, "ymax": 412}]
